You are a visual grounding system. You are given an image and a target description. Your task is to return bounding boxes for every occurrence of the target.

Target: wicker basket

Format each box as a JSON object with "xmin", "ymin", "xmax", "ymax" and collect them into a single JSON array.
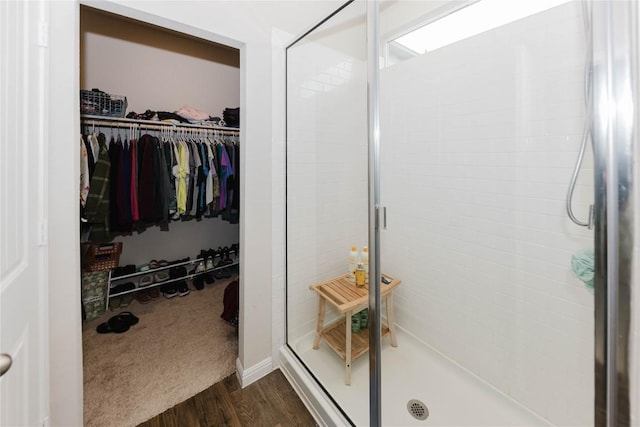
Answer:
[{"xmin": 85, "ymin": 242, "xmax": 122, "ymax": 272}]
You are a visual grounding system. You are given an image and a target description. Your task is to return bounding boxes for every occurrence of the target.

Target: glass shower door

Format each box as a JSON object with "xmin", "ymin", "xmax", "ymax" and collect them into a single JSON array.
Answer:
[
  {"xmin": 285, "ymin": 1, "xmax": 371, "ymax": 423},
  {"xmin": 378, "ymin": 1, "xmax": 595, "ymax": 425}
]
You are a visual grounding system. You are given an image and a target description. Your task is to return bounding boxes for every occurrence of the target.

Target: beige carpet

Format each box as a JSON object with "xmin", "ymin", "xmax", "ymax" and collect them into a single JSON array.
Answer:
[{"xmin": 82, "ymin": 277, "xmax": 238, "ymax": 427}]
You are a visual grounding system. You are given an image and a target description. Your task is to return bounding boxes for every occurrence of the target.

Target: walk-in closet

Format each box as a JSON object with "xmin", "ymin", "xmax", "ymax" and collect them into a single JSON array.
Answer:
[{"xmin": 78, "ymin": 7, "xmax": 241, "ymax": 426}]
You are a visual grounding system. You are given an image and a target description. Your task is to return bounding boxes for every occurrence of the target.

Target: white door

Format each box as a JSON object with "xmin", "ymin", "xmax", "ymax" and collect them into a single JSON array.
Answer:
[{"xmin": 0, "ymin": 0, "xmax": 48, "ymax": 425}]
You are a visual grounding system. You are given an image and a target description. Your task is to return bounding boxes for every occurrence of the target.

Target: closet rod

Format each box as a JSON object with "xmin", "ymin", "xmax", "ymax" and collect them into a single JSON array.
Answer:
[{"xmin": 81, "ymin": 114, "xmax": 240, "ymax": 133}]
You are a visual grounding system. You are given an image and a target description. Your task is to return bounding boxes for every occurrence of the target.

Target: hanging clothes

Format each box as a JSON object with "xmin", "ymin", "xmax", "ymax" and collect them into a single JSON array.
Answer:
[
  {"xmin": 164, "ymin": 139, "xmax": 177, "ymax": 217},
  {"xmin": 217, "ymin": 143, "xmax": 233, "ymax": 212},
  {"xmin": 80, "ymin": 123, "xmax": 240, "ymax": 238},
  {"xmin": 138, "ymin": 134, "xmax": 156, "ymax": 222},
  {"xmin": 156, "ymin": 137, "xmax": 171, "ymax": 227},
  {"xmin": 85, "ymin": 133, "xmax": 111, "ymax": 241},
  {"xmin": 204, "ymin": 141, "xmax": 215, "ymax": 208},
  {"xmin": 82, "ymin": 134, "xmax": 96, "ymax": 180},
  {"xmin": 130, "ymin": 138, "xmax": 140, "ymax": 223},
  {"xmin": 175, "ymin": 139, "xmax": 189, "ymax": 215},
  {"xmin": 115, "ymin": 136, "xmax": 130, "ymax": 231},
  {"xmin": 230, "ymin": 141, "xmax": 239, "ymax": 224},
  {"xmin": 80, "ymin": 135, "xmax": 90, "ymax": 208}
]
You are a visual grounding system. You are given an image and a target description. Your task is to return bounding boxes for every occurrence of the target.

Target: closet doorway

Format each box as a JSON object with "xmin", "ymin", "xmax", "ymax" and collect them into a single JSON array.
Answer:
[{"xmin": 79, "ymin": 6, "xmax": 242, "ymax": 426}]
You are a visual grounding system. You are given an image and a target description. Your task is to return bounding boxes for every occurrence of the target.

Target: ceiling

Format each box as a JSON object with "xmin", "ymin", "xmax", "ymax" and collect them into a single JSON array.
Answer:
[{"xmin": 241, "ymin": 0, "xmax": 347, "ymax": 39}]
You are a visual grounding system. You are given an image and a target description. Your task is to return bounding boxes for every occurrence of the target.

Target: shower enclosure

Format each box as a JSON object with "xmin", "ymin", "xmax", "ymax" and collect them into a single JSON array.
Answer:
[{"xmin": 284, "ymin": 1, "xmax": 636, "ymax": 426}]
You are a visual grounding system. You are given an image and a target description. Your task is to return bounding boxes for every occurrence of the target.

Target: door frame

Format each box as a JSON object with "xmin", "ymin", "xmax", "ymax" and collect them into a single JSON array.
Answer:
[
  {"xmin": 592, "ymin": 1, "xmax": 637, "ymax": 426},
  {"xmin": 48, "ymin": 1, "xmax": 270, "ymax": 425}
]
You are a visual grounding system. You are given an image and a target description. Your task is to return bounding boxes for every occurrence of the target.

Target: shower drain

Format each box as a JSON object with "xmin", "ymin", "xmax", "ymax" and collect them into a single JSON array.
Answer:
[{"xmin": 407, "ymin": 399, "xmax": 429, "ymax": 421}]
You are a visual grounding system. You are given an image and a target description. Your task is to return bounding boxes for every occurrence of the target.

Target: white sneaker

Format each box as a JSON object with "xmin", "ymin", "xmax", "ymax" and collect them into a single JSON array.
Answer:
[{"xmin": 195, "ymin": 261, "xmax": 206, "ymax": 273}]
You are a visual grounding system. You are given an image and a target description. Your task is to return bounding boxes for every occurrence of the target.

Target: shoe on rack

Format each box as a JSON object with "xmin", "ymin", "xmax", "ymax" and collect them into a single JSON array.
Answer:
[
  {"xmin": 109, "ymin": 296, "xmax": 123, "ymax": 311},
  {"xmin": 154, "ymin": 271, "xmax": 169, "ymax": 282},
  {"xmin": 204, "ymin": 273, "xmax": 215, "ymax": 284},
  {"xmin": 225, "ymin": 248, "xmax": 234, "ymax": 266},
  {"xmin": 193, "ymin": 276, "xmax": 205, "ymax": 290},
  {"xmin": 195, "ymin": 261, "xmax": 206, "ymax": 273},
  {"xmin": 135, "ymin": 291, "xmax": 153, "ymax": 304},
  {"xmin": 213, "ymin": 255, "xmax": 225, "ymax": 279},
  {"xmin": 170, "ymin": 265, "xmax": 187, "ymax": 280},
  {"xmin": 221, "ymin": 247, "xmax": 233, "ymax": 278},
  {"xmin": 148, "ymin": 288, "xmax": 160, "ymax": 299},
  {"xmin": 139, "ymin": 275, "xmax": 154, "ymax": 287},
  {"xmin": 161, "ymin": 284, "xmax": 177, "ymax": 299},
  {"xmin": 112, "ymin": 265, "xmax": 136, "ymax": 278},
  {"xmin": 176, "ymin": 281, "xmax": 190, "ymax": 296},
  {"xmin": 111, "ymin": 282, "xmax": 136, "ymax": 295},
  {"xmin": 120, "ymin": 294, "xmax": 134, "ymax": 307},
  {"xmin": 230, "ymin": 243, "xmax": 239, "ymax": 258},
  {"xmin": 205, "ymin": 257, "xmax": 214, "ymax": 271}
]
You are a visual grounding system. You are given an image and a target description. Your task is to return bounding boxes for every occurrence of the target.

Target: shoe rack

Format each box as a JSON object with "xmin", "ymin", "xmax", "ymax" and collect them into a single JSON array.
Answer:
[{"xmin": 106, "ymin": 251, "xmax": 239, "ymax": 310}]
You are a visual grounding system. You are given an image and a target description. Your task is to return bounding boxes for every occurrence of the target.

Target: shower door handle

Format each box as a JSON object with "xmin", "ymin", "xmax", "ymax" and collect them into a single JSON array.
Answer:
[{"xmin": 383, "ymin": 207, "xmax": 387, "ymax": 229}]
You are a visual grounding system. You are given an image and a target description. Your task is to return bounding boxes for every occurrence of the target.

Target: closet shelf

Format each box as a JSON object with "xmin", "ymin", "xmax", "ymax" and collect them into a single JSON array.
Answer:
[
  {"xmin": 81, "ymin": 114, "xmax": 240, "ymax": 132},
  {"xmin": 109, "ymin": 261, "xmax": 239, "ymax": 298}
]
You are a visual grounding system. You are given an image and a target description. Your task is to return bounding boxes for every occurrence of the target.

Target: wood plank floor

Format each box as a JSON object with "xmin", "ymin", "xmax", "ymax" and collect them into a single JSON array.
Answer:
[{"xmin": 137, "ymin": 369, "xmax": 317, "ymax": 427}]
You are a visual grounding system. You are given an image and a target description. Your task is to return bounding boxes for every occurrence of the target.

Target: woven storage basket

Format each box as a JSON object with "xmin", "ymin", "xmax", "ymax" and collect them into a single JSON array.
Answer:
[{"xmin": 85, "ymin": 242, "xmax": 122, "ymax": 272}]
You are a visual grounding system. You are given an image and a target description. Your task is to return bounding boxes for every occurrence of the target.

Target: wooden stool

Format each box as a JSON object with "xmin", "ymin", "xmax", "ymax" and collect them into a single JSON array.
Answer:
[{"xmin": 309, "ymin": 274, "xmax": 401, "ymax": 385}]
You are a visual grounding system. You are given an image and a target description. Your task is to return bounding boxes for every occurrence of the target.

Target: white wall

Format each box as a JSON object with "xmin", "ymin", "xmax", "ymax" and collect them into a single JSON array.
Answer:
[
  {"xmin": 48, "ymin": 2, "xmax": 84, "ymax": 425},
  {"xmin": 81, "ymin": 6, "xmax": 240, "ymax": 117},
  {"xmin": 285, "ymin": 0, "xmax": 368, "ymax": 344},
  {"xmin": 379, "ymin": 2, "xmax": 593, "ymax": 425},
  {"xmin": 110, "ymin": 219, "xmax": 238, "ymax": 266}
]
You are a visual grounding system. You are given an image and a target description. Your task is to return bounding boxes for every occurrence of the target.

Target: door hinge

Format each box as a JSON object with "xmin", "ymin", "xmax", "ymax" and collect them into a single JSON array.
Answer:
[{"xmin": 37, "ymin": 22, "xmax": 48, "ymax": 48}]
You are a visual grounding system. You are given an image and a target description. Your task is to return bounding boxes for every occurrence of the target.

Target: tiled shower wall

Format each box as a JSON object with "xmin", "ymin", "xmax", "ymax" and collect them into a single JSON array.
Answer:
[
  {"xmin": 379, "ymin": 2, "xmax": 594, "ymax": 425},
  {"xmin": 286, "ymin": 11, "xmax": 368, "ymax": 343}
]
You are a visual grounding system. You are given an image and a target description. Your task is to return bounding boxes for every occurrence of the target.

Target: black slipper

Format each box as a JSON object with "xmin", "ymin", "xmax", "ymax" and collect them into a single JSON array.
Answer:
[
  {"xmin": 115, "ymin": 311, "xmax": 139, "ymax": 326},
  {"xmin": 96, "ymin": 317, "xmax": 129, "ymax": 334},
  {"xmin": 96, "ymin": 312, "xmax": 139, "ymax": 334}
]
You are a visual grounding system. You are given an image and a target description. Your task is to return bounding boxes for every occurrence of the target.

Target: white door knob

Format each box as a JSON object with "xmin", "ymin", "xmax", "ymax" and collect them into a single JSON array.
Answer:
[{"xmin": 0, "ymin": 354, "xmax": 12, "ymax": 377}]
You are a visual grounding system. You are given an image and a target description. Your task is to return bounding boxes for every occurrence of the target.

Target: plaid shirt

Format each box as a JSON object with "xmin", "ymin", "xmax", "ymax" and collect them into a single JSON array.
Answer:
[{"xmin": 85, "ymin": 133, "xmax": 111, "ymax": 240}]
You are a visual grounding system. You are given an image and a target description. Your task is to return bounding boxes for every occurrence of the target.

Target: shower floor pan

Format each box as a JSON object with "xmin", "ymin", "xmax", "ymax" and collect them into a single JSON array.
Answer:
[{"xmin": 292, "ymin": 327, "xmax": 552, "ymax": 426}]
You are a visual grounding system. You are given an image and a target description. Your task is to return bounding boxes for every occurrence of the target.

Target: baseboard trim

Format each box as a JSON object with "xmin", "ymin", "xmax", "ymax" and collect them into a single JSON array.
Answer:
[
  {"xmin": 235, "ymin": 356, "xmax": 273, "ymax": 388},
  {"xmin": 279, "ymin": 346, "xmax": 351, "ymax": 427}
]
